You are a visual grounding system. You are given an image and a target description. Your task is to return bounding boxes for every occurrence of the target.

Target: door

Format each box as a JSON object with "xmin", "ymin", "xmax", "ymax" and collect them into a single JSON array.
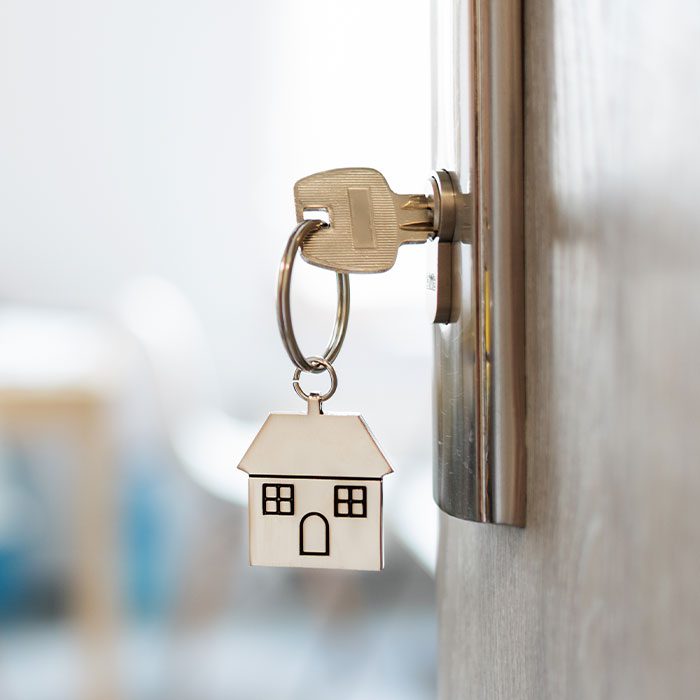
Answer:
[
  {"xmin": 299, "ymin": 512, "xmax": 330, "ymax": 556},
  {"xmin": 434, "ymin": 1, "xmax": 700, "ymax": 698}
]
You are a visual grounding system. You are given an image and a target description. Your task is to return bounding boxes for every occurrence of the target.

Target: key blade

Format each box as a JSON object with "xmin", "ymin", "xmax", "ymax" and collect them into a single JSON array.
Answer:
[
  {"xmin": 294, "ymin": 168, "xmax": 401, "ymax": 273},
  {"xmin": 395, "ymin": 193, "xmax": 435, "ymax": 244}
]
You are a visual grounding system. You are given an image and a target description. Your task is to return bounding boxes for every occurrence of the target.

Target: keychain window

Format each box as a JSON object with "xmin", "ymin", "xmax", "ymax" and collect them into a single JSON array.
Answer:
[
  {"xmin": 334, "ymin": 485, "xmax": 367, "ymax": 518},
  {"xmin": 262, "ymin": 484, "xmax": 294, "ymax": 515}
]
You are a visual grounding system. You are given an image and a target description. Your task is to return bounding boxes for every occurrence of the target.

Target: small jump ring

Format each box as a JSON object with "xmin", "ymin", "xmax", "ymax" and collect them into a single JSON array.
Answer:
[
  {"xmin": 277, "ymin": 219, "xmax": 350, "ymax": 373},
  {"xmin": 292, "ymin": 356, "xmax": 338, "ymax": 403}
]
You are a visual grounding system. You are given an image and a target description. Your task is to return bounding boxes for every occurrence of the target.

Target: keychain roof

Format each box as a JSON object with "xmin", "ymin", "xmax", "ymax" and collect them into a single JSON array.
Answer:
[{"xmin": 237, "ymin": 396, "xmax": 393, "ymax": 479}]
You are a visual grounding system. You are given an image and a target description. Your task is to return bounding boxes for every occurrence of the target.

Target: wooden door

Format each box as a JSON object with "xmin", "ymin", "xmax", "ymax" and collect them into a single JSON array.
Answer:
[{"xmin": 435, "ymin": 1, "xmax": 700, "ymax": 697}]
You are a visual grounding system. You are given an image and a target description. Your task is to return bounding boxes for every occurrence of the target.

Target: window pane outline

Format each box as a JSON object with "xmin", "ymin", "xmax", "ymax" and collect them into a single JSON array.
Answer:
[
  {"xmin": 262, "ymin": 483, "xmax": 295, "ymax": 516},
  {"xmin": 334, "ymin": 484, "xmax": 367, "ymax": 518}
]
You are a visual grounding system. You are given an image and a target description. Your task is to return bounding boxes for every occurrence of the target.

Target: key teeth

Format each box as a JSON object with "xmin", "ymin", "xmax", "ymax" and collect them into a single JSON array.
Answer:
[
  {"xmin": 401, "ymin": 194, "xmax": 432, "ymax": 211},
  {"xmin": 399, "ymin": 194, "xmax": 434, "ymax": 234},
  {"xmin": 399, "ymin": 220, "xmax": 434, "ymax": 232}
]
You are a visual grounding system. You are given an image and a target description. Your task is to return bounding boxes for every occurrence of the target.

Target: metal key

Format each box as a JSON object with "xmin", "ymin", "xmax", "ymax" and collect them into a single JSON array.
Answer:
[{"xmin": 295, "ymin": 167, "xmax": 459, "ymax": 274}]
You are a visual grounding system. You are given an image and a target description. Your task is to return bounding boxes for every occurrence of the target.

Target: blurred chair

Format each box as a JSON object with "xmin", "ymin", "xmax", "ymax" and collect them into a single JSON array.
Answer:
[
  {"xmin": 0, "ymin": 306, "xmax": 125, "ymax": 700},
  {"xmin": 0, "ymin": 287, "xmax": 255, "ymax": 699}
]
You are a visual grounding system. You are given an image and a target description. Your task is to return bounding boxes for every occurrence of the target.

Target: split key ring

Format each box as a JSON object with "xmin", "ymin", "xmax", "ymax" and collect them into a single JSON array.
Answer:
[{"xmin": 276, "ymin": 219, "xmax": 350, "ymax": 373}]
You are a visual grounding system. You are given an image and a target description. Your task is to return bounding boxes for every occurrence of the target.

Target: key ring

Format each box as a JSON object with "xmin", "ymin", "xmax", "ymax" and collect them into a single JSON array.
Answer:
[
  {"xmin": 277, "ymin": 219, "xmax": 350, "ymax": 373},
  {"xmin": 292, "ymin": 355, "xmax": 338, "ymax": 402}
]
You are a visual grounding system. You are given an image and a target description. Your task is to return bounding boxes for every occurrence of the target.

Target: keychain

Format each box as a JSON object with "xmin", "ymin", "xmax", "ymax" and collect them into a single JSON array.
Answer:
[{"xmin": 238, "ymin": 219, "xmax": 393, "ymax": 571}]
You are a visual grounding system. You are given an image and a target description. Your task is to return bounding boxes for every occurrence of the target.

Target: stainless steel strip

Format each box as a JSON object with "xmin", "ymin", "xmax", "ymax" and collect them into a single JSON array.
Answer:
[{"xmin": 432, "ymin": 0, "xmax": 525, "ymax": 526}]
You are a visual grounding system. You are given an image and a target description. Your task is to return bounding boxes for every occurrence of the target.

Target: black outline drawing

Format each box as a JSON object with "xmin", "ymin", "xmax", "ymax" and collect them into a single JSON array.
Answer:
[
  {"xmin": 262, "ymin": 483, "xmax": 295, "ymax": 516},
  {"xmin": 334, "ymin": 485, "xmax": 367, "ymax": 518},
  {"xmin": 299, "ymin": 512, "xmax": 330, "ymax": 556}
]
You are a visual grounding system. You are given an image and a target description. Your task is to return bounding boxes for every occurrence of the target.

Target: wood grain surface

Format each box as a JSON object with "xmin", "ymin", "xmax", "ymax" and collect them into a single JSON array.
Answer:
[{"xmin": 437, "ymin": 1, "xmax": 700, "ymax": 697}]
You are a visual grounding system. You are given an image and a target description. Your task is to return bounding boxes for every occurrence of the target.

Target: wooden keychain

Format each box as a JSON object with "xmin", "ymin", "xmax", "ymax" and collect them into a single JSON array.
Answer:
[{"xmin": 238, "ymin": 220, "xmax": 393, "ymax": 571}]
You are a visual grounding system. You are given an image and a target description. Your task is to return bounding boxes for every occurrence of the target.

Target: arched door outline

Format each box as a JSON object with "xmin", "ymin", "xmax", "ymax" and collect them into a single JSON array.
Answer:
[{"xmin": 299, "ymin": 512, "xmax": 330, "ymax": 556}]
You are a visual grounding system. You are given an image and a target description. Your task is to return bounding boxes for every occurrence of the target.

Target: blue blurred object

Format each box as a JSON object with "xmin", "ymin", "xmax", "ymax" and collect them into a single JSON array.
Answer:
[
  {"xmin": 0, "ymin": 445, "xmax": 38, "ymax": 619},
  {"xmin": 0, "ymin": 545, "xmax": 28, "ymax": 618},
  {"xmin": 122, "ymin": 452, "xmax": 173, "ymax": 619}
]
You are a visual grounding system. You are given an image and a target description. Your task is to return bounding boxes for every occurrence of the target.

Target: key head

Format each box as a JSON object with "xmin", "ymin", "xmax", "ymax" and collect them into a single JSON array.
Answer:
[{"xmin": 294, "ymin": 168, "xmax": 400, "ymax": 273}]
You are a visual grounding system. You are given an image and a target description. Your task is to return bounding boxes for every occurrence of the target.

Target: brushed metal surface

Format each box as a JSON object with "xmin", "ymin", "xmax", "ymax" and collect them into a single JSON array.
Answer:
[{"xmin": 432, "ymin": 0, "xmax": 525, "ymax": 525}]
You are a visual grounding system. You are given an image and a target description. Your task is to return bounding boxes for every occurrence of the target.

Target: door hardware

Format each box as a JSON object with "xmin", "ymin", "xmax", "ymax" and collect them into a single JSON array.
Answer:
[
  {"xmin": 294, "ymin": 167, "xmax": 470, "ymax": 324},
  {"xmin": 240, "ymin": 145, "xmax": 524, "ymax": 572},
  {"xmin": 294, "ymin": 167, "xmax": 471, "ymax": 273}
]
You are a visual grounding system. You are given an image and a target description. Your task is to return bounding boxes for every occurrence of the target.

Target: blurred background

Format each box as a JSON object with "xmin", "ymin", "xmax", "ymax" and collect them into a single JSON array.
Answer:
[{"xmin": 0, "ymin": 1, "xmax": 436, "ymax": 698}]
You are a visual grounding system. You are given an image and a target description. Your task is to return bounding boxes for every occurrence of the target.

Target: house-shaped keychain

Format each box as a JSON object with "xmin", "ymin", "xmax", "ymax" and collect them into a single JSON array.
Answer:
[{"xmin": 238, "ymin": 395, "xmax": 393, "ymax": 571}]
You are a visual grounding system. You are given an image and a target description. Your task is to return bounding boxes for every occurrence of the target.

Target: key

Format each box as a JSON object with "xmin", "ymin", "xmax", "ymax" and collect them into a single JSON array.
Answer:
[{"xmin": 294, "ymin": 167, "xmax": 436, "ymax": 273}]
